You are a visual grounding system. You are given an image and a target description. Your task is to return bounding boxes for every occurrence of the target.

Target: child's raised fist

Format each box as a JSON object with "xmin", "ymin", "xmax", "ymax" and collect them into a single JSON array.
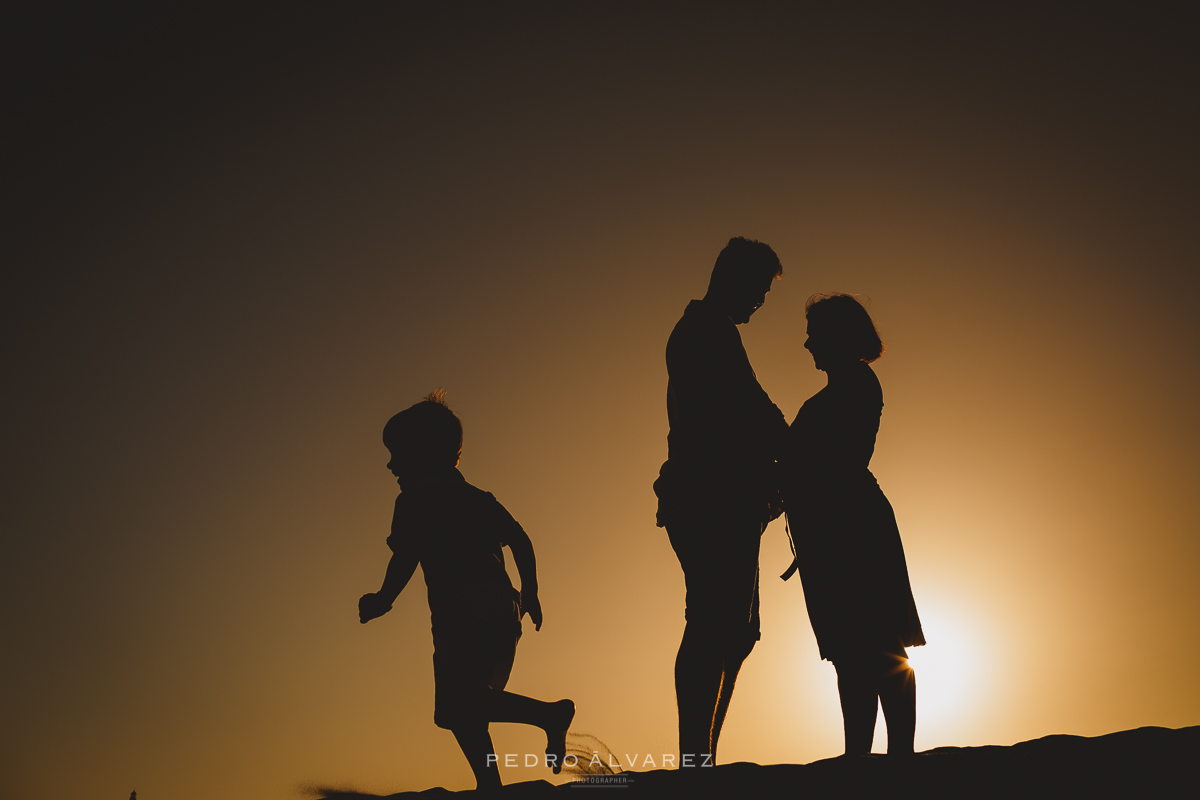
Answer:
[{"xmin": 359, "ymin": 592, "xmax": 393, "ymax": 624}]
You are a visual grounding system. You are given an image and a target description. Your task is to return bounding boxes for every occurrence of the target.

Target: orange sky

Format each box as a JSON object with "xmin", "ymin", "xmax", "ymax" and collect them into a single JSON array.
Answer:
[{"xmin": 4, "ymin": 4, "xmax": 1199, "ymax": 798}]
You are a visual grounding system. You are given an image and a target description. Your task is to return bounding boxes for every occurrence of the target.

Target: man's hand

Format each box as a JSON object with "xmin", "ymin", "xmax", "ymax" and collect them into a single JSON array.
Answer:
[
  {"xmin": 359, "ymin": 592, "xmax": 393, "ymax": 624},
  {"xmin": 521, "ymin": 591, "xmax": 543, "ymax": 631}
]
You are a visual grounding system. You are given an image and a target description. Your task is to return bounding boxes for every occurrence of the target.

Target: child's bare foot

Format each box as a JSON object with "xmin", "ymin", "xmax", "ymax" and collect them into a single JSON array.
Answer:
[
  {"xmin": 544, "ymin": 699, "xmax": 575, "ymax": 774},
  {"xmin": 474, "ymin": 774, "xmax": 503, "ymax": 793}
]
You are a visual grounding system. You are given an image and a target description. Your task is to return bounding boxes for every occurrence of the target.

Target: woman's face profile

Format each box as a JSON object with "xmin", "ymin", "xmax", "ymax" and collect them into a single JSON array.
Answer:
[
  {"xmin": 803, "ymin": 320, "xmax": 826, "ymax": 370},
  {"xmin": 804, "ymin": 318, "xmax": 852, "ymax": 372}
]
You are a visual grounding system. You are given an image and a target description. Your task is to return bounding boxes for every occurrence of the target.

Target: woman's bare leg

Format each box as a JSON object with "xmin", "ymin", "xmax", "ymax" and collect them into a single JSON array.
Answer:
[
  {"xmin": 835, "ymin": 659, "xmax": 879, "ymax": 756},
  {"xmin": 878, "ymin": 656, "xmax": 916, "ymax": 755}
]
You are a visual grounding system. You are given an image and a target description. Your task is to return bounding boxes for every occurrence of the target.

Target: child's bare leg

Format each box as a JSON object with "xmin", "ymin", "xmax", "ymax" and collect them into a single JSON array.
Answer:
[
  {"xmin": 486, "ymin": 691, "xmax": 576, "ymax": 773},
  {"xmin": 878, "ymin": 657, "xmax": 916, "ymax": 756},
  {"xmin": 451, "ymin": 723, "xmax": 502, "ymax": 791}
]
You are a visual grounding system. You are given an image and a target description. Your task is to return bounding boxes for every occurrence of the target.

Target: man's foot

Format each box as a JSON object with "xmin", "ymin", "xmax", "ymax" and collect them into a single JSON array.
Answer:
[{"xmin": 544, "ymin": 699, "xmax": 575, "ymax": 774}]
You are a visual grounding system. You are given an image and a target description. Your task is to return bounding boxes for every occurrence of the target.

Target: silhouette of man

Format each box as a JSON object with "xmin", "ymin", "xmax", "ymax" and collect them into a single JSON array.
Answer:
[{"xmin": 654, "ymin": 237, "xmax": 788, "ymax": 765}]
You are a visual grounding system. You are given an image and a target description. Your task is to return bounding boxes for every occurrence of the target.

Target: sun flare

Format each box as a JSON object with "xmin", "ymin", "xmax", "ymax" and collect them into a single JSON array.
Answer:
[{"xmin": 904, "ymin": 601, "xmax": 990, "ymax": 735}]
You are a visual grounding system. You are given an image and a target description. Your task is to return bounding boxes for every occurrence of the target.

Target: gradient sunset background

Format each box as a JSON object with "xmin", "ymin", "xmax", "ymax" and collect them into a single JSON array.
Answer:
[{"xmin": 4, "ymin": 3, "xmax": 1199, "ymax": 798}]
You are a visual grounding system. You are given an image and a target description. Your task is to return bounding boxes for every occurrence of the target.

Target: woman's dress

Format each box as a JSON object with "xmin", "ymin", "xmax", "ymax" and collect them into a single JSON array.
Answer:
[{"xmin": 783, "ymin": 362, "xmax": 924, "ymax": 662}]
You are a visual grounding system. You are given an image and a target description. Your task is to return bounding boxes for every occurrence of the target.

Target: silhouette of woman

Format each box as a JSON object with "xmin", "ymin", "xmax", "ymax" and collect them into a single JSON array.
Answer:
[{"xmin": 781, "ymin": 293, "xmax": 924, "ymax": 756}]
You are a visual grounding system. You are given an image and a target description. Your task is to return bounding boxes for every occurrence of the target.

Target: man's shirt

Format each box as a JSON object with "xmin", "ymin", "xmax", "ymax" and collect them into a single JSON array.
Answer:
[{"xmin": 655, "ymin": 298, "xmax": 787, "ymax": 526}]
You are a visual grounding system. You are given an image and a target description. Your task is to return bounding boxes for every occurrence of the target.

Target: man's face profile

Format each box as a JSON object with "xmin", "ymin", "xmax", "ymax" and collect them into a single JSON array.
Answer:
[{"xmin": 727, "ymin": 273, "xmax": 775, "ymax": 325}]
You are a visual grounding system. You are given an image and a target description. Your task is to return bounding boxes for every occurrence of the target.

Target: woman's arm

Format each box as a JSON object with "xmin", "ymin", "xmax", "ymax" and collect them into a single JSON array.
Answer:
[
  {"xmin": 821, "ymin": 368, "xmax": 884, "ymax": 476},
  {"xmin": 834, "ymin": 401, "xmax": 881, "ymax": 471}
]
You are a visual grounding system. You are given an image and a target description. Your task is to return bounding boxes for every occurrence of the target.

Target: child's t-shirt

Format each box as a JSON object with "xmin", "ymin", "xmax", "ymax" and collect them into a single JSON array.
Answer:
[{"xmin": 387, "ymin": 468, "xmax": 522, "ymax": 634}]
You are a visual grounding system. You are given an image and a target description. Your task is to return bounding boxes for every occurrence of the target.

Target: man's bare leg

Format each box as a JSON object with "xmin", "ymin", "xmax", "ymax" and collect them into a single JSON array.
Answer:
[
  {"xmin": 675, "ymin": 622, "xmax": 723, "ymax": 763},
  {"xmin": 709, "ymin": 642, "xmax": 753, "ymax": 761}
]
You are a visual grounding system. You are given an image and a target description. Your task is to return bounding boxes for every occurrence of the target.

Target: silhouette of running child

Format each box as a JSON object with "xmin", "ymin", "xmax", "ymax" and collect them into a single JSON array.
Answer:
[{"xmin": 359, "ymin": 390, "xmax": 575, "ymax": 790}]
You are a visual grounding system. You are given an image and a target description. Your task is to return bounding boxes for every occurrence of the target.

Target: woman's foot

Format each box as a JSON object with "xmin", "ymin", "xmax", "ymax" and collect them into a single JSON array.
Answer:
[{"xmin": 544, "ymin": 699, "xmax": 575, "ymax": 774}]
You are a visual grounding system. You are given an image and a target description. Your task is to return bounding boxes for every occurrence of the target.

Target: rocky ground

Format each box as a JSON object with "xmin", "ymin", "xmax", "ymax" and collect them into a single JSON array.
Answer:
[{"xmin": 313, "ymin": 725, "xmax": 1199, "ymax": 798}]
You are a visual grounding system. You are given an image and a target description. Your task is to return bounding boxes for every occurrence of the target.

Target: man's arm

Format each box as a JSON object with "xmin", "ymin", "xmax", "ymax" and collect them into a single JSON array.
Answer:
[
  {"xmin": 359, "ymin": 544, "xmax": 419, "ymax": 624},
  {"xmin": 506, "ymin": 526, "xmax": 543, "ymax": 631}
]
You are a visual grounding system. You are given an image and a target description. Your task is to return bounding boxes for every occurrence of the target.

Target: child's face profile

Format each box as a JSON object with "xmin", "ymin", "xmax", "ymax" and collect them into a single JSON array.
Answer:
[
  {"xmin": 385, "ymin": 442, "xmax": 448, "ymax": 489},
  {"xmin": 385, "ymin": 444, "xmax": 417, "ymax": 487}
]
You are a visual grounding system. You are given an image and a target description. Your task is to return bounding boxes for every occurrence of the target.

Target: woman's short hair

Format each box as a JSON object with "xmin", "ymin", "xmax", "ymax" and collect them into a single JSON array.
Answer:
[
  {"xmin": 805, "ymin": 293, "xmax": 885, "ymax": 363},
  {"xmin": 382, "ymin": 388, "xmax": 463, "ymax": 467}
]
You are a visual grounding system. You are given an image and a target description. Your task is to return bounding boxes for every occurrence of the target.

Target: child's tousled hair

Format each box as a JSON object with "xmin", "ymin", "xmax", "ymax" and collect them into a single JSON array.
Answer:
[{"xmin": 382, "ymin": 389, "xmax": 464, "ymax": 467}]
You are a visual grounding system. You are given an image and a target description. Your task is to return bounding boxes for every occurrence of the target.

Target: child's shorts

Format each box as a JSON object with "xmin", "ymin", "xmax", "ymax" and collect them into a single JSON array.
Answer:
[{"xmin": 431, "ymin": 615, "xmax": 522, "ymax": 730}]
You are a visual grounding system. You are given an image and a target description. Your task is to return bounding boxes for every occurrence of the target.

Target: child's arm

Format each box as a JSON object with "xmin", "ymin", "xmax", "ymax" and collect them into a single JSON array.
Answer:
[
  {"xmin": 506, "ymin": 527, "xmax": 543, "ymax": 631},
  {"xmin": 359, "ymin": 547, "xmax": 418, "ymax": 624}
]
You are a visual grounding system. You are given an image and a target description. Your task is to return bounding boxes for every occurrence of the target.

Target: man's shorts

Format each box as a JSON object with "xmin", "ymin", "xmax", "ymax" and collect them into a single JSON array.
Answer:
[
  {"xmin": 666, "ymin": 517, "xmax": 763, "ymax": 654},
  {"xmin": 431, "ymin": 615, "xmax": 521, "ymax": 730}
]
